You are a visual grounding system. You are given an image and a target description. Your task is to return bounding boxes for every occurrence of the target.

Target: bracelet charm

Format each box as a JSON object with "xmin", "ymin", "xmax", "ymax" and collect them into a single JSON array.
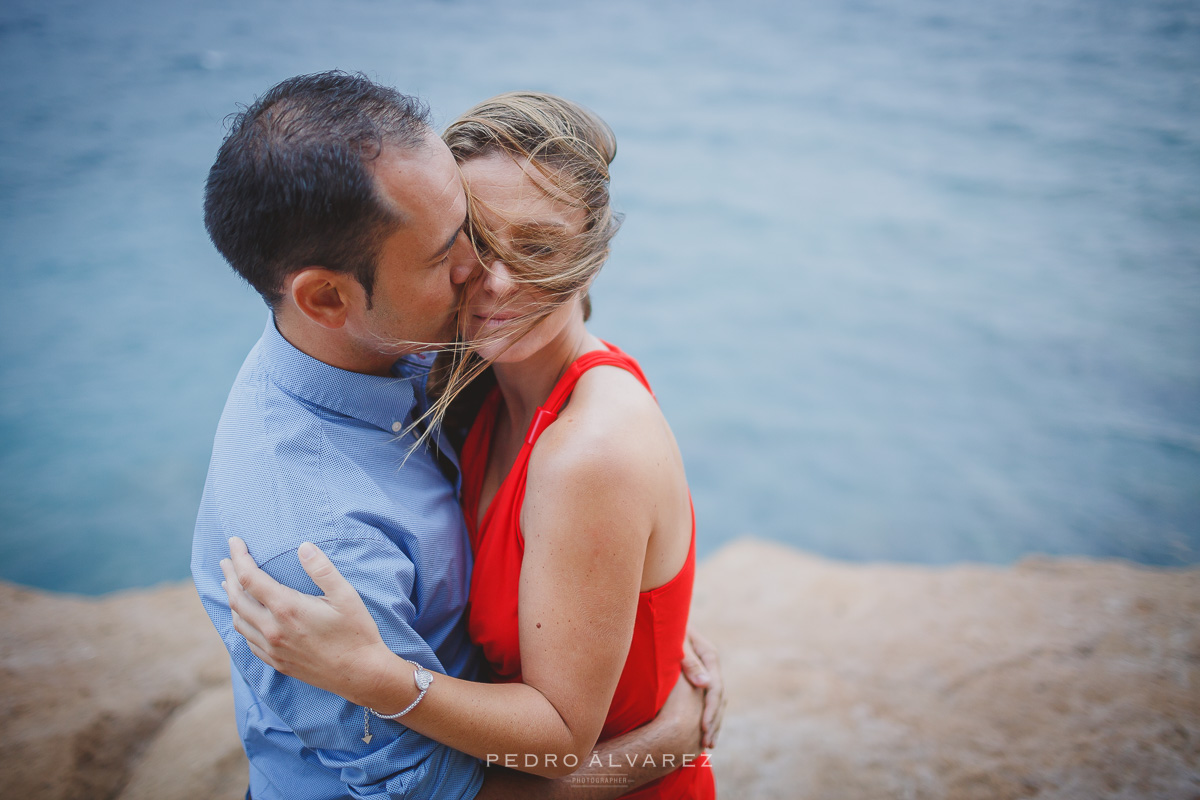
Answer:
[{"xmin": 361, "ymin": 659, "xmax": 434, "ymax": 744}]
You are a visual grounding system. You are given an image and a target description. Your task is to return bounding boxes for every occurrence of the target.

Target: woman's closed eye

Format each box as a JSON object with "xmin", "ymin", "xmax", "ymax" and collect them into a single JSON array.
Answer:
[{"xmin": 513, "ymin": 239, "xmax": 555, "ymax": 259}]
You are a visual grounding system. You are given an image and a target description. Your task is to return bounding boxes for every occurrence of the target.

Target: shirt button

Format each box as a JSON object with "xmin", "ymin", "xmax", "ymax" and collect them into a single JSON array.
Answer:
[{"xmin": 392, "ymin": 421, "xmax": 403, "ymax": 433}]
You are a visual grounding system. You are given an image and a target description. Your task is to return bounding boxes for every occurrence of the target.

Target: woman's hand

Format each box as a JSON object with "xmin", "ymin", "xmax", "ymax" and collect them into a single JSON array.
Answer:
[{"xmin": 220, "ymin": 537, "xmax": 396, "ymax": 707}]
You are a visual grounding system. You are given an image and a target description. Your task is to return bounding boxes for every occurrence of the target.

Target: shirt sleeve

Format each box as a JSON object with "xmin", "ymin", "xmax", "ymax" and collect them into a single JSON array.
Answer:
[{"xmin": 216, "ymin": 532, "xmax": 485, "ymax": 800}]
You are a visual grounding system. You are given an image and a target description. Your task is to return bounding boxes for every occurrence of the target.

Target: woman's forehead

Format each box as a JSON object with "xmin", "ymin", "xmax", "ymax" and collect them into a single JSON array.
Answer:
[{"xmin": 461, "ymin": 153, "xmax": 584, "ymax": 231}]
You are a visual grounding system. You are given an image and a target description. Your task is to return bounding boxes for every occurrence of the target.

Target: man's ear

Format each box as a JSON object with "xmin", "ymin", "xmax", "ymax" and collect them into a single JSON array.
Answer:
[{"xmin": 288, "ymin": 268, "xmax": 361, "ymax": 329}]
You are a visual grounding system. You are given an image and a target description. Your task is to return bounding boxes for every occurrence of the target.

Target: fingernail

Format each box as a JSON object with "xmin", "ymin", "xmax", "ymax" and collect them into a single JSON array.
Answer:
[
  {"xmin": 299, "ymin": 542, "xmax": 316, "ymax": 560},
  {"xmin": 695, "ymin": 670, "xmax": 709, "ymax": 684},
  {"xmin": 221, "ymin": 580, "xmax": 227, "ymax": 590}
]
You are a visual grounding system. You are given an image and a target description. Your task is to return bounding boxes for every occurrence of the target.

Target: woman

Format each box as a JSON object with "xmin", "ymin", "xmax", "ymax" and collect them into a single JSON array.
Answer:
[{"xmin": 223, "ymin": 92, "xmax": 717, "ymax": 798}]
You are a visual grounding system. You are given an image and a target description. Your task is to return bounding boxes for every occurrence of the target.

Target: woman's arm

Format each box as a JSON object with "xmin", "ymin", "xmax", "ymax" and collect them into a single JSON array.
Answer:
[
  {"xmin": 223, "ymin": 433, "xmax": 659, "ymax": 778},
  {"xmin": 224, "ymin": 543, "xmax": 721, "ymax": 795},
  {"xmin": 222, "ymin": 377, "xmax": 705, "ymax": 778},
  {"xmin": 505, "ymin": 422, "xmax": 654, "ymax": 768},
  {"xmin": 223, "ymin": 539, "xmax": 723, "ymax": 752}
]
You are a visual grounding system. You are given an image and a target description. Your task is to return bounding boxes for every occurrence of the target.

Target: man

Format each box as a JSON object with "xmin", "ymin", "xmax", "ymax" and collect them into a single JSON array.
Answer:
[{"xmin": 192, "ymin": 71, "xmax": 719, "ymax": 800}]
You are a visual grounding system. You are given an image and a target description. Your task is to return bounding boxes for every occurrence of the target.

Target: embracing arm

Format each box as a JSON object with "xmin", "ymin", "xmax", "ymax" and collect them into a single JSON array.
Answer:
[
  {"xmin": 225, "ymin": 538, "xmax": 720, "ymax": 797},
  {"xmin": 222, "ymin": 386, "xmax": 722, "ymax": 786},
  {"xmin": 211, "ymin": 534, "xmax": 486, "ymax": 799},
  {"xmin": 226, "ymin": 441, "xmax": 650, "ymax": 778},
  {"xmin": 474, "ymin": 671, "xmax": 707, "ymax": 799}
]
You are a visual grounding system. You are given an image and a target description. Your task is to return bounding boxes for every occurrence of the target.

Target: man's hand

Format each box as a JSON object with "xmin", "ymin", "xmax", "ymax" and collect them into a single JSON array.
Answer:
[
  {"xmin": 476, "ymin": 663, "xmax": 715, "ymax": 800},
  {"xmin": 220, "ymin": 537, "xmax": 394, "ymax": 707},
  {"xmin": 681, "ymin": 628, "xmax": 726, "ymax": 749}
]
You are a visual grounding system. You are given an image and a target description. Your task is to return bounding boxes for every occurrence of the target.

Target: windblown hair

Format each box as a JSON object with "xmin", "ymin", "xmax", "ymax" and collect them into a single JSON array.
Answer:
[
  {"xmin": 422, "ymin": 92, "xmax": 623, "ymax": 445},
  {"xmin": 203, "ymin": 71, "xmax": 431, "ymax": 307},
  {"xmin": 445, "ymin": 91, "xmax": 621, "ymax": 322}
]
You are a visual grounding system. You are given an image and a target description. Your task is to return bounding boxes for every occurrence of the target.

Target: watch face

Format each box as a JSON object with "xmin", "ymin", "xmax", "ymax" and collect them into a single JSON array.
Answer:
[{"xmin": 416, "ymin": 670, "xmax": 434, "ymax": 691}]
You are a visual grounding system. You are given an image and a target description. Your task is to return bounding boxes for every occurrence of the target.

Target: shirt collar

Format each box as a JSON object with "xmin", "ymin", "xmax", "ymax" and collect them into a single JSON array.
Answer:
[{"xmin": 259, "ymin": 316, "xmax": 424, "ymax": 433}]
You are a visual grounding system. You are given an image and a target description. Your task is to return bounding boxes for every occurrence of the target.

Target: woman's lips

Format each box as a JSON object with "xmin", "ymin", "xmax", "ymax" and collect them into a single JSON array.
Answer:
[{"xmin": 471, "ymin": 311, "xmax": 518, "ymax": 327}]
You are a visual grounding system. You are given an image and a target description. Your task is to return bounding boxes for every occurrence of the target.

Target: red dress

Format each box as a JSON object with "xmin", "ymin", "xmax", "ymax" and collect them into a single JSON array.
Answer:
[{"xmin": 460, "ymin": 343, "xmax": 716, "ymax": 799}]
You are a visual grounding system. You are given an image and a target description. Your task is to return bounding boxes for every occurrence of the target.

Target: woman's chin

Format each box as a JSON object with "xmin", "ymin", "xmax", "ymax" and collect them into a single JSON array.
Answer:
[
  {"xmin": 463, "ymin": 331, "xmax": 511, "ymax": 363},
  {"xmin": 474, "ymin": 332, "xmax": 548, "ymax": 366},
  {"xmin": 479, "ymin": 343, "xmax": 523, "ymax": 364}
]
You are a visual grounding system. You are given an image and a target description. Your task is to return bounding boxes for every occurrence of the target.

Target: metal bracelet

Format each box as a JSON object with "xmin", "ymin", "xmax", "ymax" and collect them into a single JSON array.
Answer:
[{"xmin": 367, "ymin": 659, "xmax": 435, "ymax": 719}]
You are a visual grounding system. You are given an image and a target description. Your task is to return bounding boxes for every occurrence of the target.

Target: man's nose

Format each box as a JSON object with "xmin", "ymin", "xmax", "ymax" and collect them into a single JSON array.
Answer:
[
  {"xmin": 450, "ymin": 260, "xmax": 473, "ymax": 285},
  {"xmin": 448, "ymin": 236, "xmax": 479, "ymax": 285}
]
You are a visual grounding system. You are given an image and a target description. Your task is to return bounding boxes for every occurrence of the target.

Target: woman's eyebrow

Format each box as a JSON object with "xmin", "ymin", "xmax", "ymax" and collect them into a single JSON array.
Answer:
[{"xmin": 510, "ymin": 221, "xmax": 568, "ymax": 235}]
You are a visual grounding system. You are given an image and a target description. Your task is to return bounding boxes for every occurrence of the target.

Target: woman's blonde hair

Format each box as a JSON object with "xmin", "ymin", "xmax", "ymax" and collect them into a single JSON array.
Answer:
[{"xmin": 416, "ymin": 92, "xmax": 622, "ymax": 446}]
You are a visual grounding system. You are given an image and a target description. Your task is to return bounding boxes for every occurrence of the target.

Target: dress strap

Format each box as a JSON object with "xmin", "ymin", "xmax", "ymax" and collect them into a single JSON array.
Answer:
[{"xmin": 524, "ymin": 343, "xmax": 653, "ymax": 446}]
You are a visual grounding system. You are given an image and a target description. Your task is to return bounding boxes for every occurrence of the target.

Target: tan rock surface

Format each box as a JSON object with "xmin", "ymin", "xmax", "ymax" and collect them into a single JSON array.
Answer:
[
  {"xmin": 1, "ymin": 539, "xmax": 1197, "ymax": 799},
  {"xmin": 698, "ymin": 539, "xmax": 1200, "ymax": 799},
  {"xmin": 0, "ymin": 581, "xmax": 242, "ymax": 800}
]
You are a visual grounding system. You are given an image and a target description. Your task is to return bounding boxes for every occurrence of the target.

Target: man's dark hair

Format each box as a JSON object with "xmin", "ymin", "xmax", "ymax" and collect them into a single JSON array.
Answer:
[{"xmin": 204, "ymin": 71, "xmax": 431, "ymax": 307}]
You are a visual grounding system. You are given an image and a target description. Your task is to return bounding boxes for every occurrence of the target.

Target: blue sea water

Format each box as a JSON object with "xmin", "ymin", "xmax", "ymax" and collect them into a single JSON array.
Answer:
[{"xmin": 0, "ymin": 0, "xmax": 1197, "ymax": 594}]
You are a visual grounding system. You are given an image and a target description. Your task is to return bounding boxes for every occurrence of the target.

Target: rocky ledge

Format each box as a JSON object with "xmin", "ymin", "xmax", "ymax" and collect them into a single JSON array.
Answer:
[{"xmin": 1, "ymin": 539, "xmax": 1197, "ymax": 799}]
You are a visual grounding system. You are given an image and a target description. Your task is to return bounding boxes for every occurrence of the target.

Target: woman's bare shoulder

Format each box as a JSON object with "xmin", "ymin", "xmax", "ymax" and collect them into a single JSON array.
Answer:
[
  {"xmin": 540, "ymin": 364, "xmax": 665, "ymax": 464},
  {"xmin": 521, "ymin": 370, "xmax": 666, "ymax": 525}
]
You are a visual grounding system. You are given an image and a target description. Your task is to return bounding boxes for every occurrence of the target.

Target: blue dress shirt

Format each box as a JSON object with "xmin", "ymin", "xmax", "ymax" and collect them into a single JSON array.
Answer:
[{"xmin": 192, "ymin": 318, "xmax": 484, "ymax": 800}]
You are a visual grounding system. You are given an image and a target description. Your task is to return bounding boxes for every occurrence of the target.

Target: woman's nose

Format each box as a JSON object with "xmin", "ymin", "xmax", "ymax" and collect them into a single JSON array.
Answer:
[{"xmin": 482, "ymin": 258, "xmax": 514, "ymax": 295}]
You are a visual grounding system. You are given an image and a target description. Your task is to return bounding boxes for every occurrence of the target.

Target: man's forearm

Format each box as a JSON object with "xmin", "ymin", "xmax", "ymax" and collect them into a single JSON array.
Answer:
[
  {"xmin": 475, "ymin": 739, "xmax": 689, "ymax": 800},
  {"xmin": 474, "ymin": 677, "xmax": 705, "ymax": 800}
]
